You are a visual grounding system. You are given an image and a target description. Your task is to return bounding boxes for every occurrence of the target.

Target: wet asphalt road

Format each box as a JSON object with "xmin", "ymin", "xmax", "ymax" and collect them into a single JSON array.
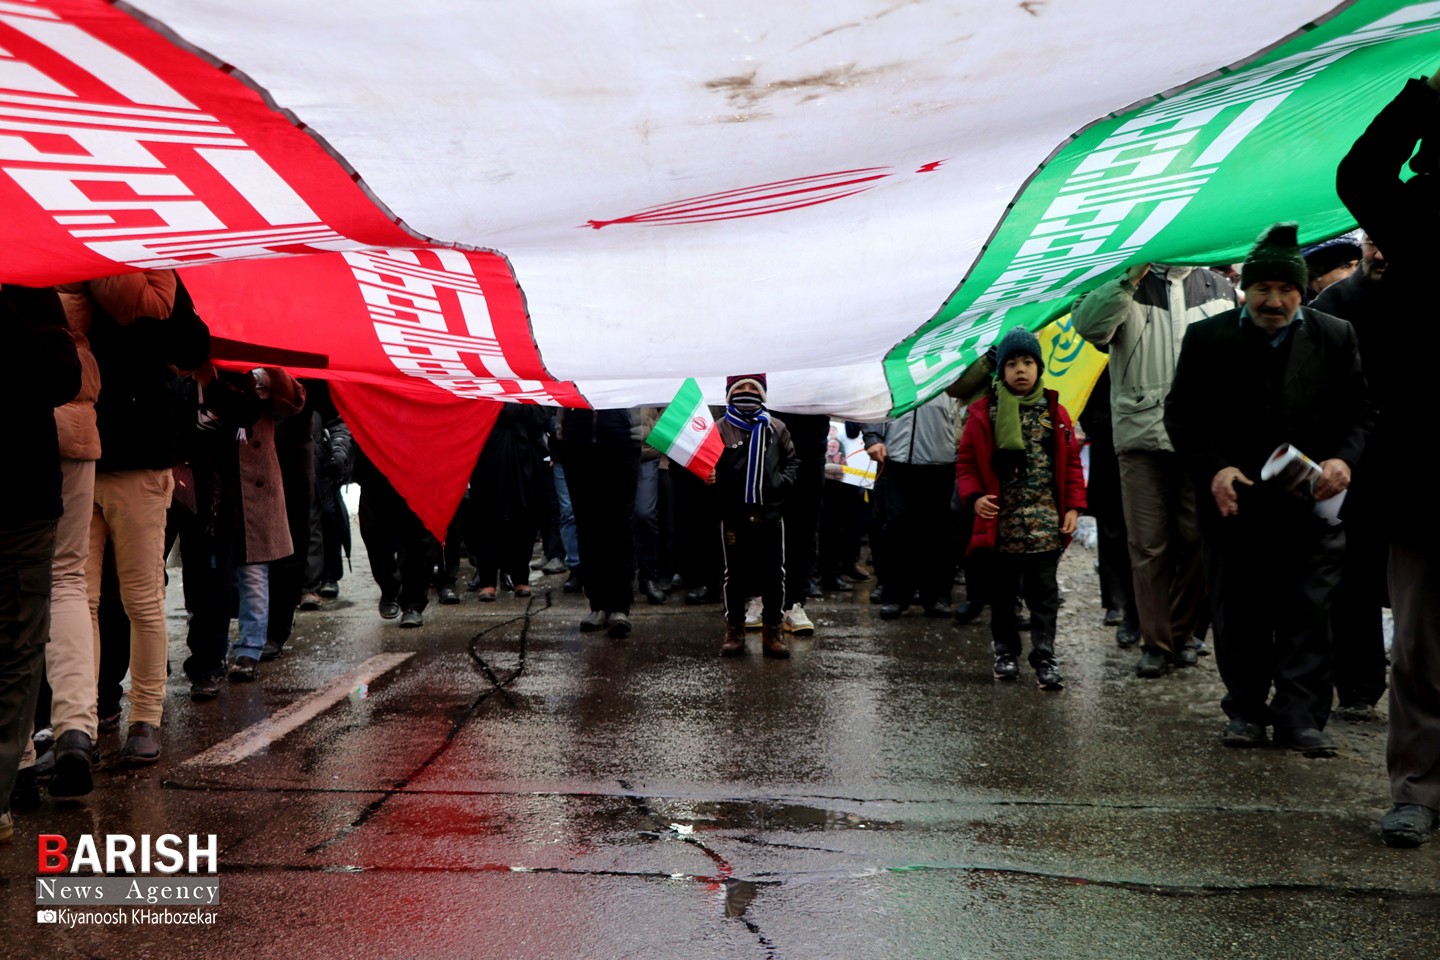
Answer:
[{"xmin": 3, "ymin": 534, "xmax": 1438, "ymax": 960}]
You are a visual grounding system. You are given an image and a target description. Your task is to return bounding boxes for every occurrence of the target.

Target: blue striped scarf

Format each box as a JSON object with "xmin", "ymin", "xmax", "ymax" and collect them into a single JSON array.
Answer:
[{"xmin": 723, "ymin": 404, "xmax": 770, "ymax": 505}]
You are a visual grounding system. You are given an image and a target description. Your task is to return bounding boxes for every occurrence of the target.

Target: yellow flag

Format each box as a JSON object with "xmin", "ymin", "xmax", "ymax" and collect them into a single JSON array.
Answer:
[{"xmin": 1039, "ymin": 313, "xmax": 1108, "ymax": 419}]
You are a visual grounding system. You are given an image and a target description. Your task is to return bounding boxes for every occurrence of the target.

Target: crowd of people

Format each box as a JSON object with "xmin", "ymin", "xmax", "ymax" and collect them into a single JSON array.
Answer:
[{"xmin": 2, "ymin": 74, "xmax": 1437, "ymax": 853}]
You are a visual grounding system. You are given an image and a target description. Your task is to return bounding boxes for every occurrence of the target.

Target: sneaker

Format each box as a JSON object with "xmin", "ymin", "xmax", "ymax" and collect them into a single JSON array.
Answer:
[
  {"xmin": 761, "ymin": 624, "xmax": 790, "ymax": 659},
  {"xmin": 514, "ymin": 584, "xmax": 533, "ymax": 599},
  {"xmin": 922, "ymin": 601, "xmax": 952, "ymax": 619},
  {"xmin": 478, "ymin": 586, "xmax": 497, "ymax": 602},
  {"xmin": 260, "ymin": 641, "xmax": 285, "ymax": 662},
  {"xmin": 438, "ymin": 586, "xmax": 460, "ymax": 605},
  {"xmin": 190, "ymin": 675, "xmax": 220, "ymax": 702},
  {"xmin": 50, "ymin": 730, "xmax": 95, "ymax": 799},
  {"xmin": 1103, "ymin": 608, "xmax": 1124, "ymax": 626},
  {"xmin": 0, "ymin": 811, "xmax": 12, "ymax": 843},
  {"xmin": 399, "ymin": 608, "xmax": 425, "ymax": 628},
  {"xmin": 541, "ymin": 557, "xmax": 568, "ymax": 575},
  {"xmin": 317, "ymin": 580, "xmax": 340, "ymax": 599},
  {"xmin": 1193, "ymin": 637, "xmax": 1211, "ymax": 656},
  {"xmin": 298, "ymin": 592, "xmax": 322, "ymax": 611},
  {"xmin": 1035, "ymin": 660, "xmax": 1064, "ymax": 691},
  {"xmin": 378, "ymin": 599, "xmax": 401, "ymax": 620},
  {"xmin": 783, "ymin": 605, "xmax": 815, "ymax": 636},
  {"xmin": 993, "ymin": 654, "xmax": 1019, "ymax": 680},
  {"xmin": 869, "ymin": 585, "xmax": 884, "ymax": 604},
  {"xmin": 1136, "ymin": 649, "xmax": 1169, "ymax": 678},
  {"xmin": 743, "ymin": 597, "xmax": 763, "ymax": 630},
  {"xmin": 1221, "ymin": 719, "xmax": 1266, "ymax": 747},
  {"xmin": 228, "ymin": 656, "xmax": 260, "ymax": 682},
  {"xmin": 118, "ymin": 722, "xmax": 161, "ymax": 765},
  {"xmin": 1382, "ymin": 804, "xmax": 1439, "ymax": 848},
  {"xmin": 1175, "ymin": 643, "xmax": 1199, "ymax": 668},
  {"xmin": 878, "ymin": 603, "xmax": 904, "ymax": 621},
  {"xmin": 579, "ymin": 609, "xmax": 609, "ymax": 632},
  {"xmin": 607, "ymin": 612, "xmax": 632, "ymax": 639}
]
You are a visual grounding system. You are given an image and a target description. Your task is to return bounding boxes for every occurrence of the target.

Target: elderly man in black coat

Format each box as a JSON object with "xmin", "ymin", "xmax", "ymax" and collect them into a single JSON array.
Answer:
[{"xmin": 1164, "ymin": 223, "xmax": 1368, "ymax": 760}]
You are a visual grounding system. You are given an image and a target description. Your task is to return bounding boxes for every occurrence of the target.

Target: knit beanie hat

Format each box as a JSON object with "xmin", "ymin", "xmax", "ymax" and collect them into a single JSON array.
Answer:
[
  {"xmin": 1240, "ymin": 223, "xmax": 1308, "ymax": 290},
  {"xmin": 1302, "ymin": 236, "xmax": 1362, "ymax": 278},
  {"xmin": 725, "ymin": 374, "xmax": 767, "ymax": 402},
  {"xmin": 995, "ymin": 327, "xmax": 1043, "ymax": 369}
]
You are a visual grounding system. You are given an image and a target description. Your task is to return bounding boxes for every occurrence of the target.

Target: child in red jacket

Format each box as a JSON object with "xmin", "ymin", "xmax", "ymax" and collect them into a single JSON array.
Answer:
[{"xmin": 957, "ymin": 328, "xmax": 1087, "ymax": 689}]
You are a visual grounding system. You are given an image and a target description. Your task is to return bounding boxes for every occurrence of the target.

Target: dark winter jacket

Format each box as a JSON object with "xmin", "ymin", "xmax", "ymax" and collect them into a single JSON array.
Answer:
[
  {"xmin": 1163, "ymin": 307, "xmax": 1369, "ymax": 526},
  {"xmin": 1335, "ymin": 76, "xmax": 1438, "ymax": 540},
  {"xmin": 714, "ymin": 414, "xmax": 800, "ymax": 523},
  {"xmin": 88, "ymin": 272, "xmax": 208, "ymax": 473},
  {"xmin": 955, "ymin": 389, "xmax": 1086, "ymax": 555},
  {"xmin": 2, "ymin": 284, "xmax": 80, "ymax": 526}
]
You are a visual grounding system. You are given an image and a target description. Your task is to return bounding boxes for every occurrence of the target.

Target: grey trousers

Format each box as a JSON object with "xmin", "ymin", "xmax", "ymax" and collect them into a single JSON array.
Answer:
[
  {"xmin": 1388, "ymin": 540, "xmax": 1440, "ymax": 809},
  {"xmin": 1118, "ymin": 450, "xmax": 1205, "ymax": 655},
  {"xmin": 1, "ymin": 521, "xmax": 55, "ymax": 813}
]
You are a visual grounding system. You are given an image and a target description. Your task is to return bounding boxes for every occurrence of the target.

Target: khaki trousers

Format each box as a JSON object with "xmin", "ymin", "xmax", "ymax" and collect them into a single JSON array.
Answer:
[
  {"xmin": 87, "ymin": 468, "xmax": 172, "ymax": 727},
  {"xmin": 1118, "ymin": 450, "xmax": 1205, "ymax": 655},
  {"xmin": 21, "ymin": 460, "xmax": 99, "ymax": 767}
]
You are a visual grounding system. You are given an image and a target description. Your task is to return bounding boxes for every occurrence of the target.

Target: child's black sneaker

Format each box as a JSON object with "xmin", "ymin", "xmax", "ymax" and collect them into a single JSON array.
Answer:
[
  {"xmin": 1035, "ymin": 660, "xmax": 1064, "ymax": 691},
  {"xmin": 992, "ymin": 654, "xmax": 1019, "ymax": 680}
]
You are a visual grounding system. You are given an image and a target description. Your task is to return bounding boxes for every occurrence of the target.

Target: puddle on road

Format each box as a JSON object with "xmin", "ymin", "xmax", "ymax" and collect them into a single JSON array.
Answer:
[{"xmin": 659, "ymin": 799, "xmax": 900, "ymax": 834}]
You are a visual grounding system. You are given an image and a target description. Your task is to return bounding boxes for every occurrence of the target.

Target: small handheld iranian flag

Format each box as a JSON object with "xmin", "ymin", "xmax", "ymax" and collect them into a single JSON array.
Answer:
[{"xmin": 646, "ymin": 378, "xmax": 722, "ymax": 478}]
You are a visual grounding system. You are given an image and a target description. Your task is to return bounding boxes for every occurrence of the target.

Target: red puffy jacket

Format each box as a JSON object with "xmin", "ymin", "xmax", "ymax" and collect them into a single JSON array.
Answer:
[{"xmin": 955, "ymin": 389, "xmax": 1087, "ymax": 555}]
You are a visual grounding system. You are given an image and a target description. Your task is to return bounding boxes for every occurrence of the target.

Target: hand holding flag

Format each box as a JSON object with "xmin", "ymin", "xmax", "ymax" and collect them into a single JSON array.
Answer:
[{"xmin": 645, "ymin": 379, "xmax": 722, "ymax": 480}]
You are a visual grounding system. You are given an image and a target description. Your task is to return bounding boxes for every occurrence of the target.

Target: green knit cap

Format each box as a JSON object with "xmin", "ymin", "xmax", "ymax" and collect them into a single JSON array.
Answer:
[{"xmin": 1239, "ymin": 222, "xmax": 1309, "ymax": 290}]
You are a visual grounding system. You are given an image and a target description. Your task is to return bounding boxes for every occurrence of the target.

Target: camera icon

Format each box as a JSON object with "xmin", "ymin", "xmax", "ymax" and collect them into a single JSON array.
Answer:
[{"xmin": 36, "ymin": 909, "xmax": 58, "ymax": 923}]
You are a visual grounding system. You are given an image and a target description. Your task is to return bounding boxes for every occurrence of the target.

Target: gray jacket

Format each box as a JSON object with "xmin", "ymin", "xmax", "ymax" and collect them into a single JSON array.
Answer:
[
  {"xmin": 861, "ymin": 393, "xmax": 958, "ymax": 466},
  {"xmin": 1072, "ymin": 265, "xmax": 1236, "ymax": 453}
]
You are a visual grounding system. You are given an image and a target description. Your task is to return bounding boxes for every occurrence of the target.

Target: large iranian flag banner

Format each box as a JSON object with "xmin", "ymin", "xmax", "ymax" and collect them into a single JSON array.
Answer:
[
  {"xmin": 886, "ymin": 1, "xmax": 1440, "ymax": 411},
  {"xmin": 1, "ymin": 0, "xmax": 1436, "ymax": 531}
]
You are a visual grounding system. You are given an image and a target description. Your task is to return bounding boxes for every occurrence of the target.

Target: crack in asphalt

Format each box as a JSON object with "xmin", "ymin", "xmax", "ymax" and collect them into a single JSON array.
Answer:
[
  {"xmin": 294, "ymin": 591, "xmax": 549, "ymax": 854},
  {"xmin": 158, "ymin": 778, "xmax": 1377, "ymax": 821},
  {"xmin": 619, "ymin": 778, "xmax": 781, "ymax": 959},
  {"xmin": 195, "ymin": 860, "xmax": 1440, "ymax": 904}
]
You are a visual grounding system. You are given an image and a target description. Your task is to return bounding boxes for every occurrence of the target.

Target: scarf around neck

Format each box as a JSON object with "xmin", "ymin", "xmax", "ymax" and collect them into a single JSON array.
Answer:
[
  {"xmin": 995, "ymin": 377, "xmax": 1045, "ymax": 452},
  {"xmin": 723, "ymin": 403, "xmax": 770, "ymax": 504}
]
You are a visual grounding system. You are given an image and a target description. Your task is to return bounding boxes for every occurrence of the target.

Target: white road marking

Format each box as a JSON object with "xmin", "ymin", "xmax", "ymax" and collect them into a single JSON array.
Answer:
[{"xmin": 181, "ymin": 653, "xmax": 415, "ymax": 766}]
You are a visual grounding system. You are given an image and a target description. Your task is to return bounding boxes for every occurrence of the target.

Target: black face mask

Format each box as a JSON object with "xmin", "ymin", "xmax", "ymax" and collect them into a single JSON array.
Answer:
[{"xmin": 730, "ymin": 395, "xmax": 763, "ymax": 415}]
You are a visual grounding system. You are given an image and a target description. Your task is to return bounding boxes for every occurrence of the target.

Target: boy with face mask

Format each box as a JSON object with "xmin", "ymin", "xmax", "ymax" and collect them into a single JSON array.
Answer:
[{"xmin": 706, "ymin": 375, "xmax": 800, "ymax": 659}]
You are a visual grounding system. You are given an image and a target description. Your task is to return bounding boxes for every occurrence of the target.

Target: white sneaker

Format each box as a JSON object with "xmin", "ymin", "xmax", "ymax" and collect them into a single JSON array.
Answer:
[
  {"xmin": 744, "ymin": 597, "xmax": 763, "ymax": 630},
  {"xmin": 784, "ymin": 604, "xmax": 815, "ymax": 636}
]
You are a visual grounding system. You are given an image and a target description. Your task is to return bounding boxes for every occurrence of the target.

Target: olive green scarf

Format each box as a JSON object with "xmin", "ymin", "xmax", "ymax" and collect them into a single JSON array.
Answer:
[{"xmin": 995, "ymin": 377, "xmax": 1045, "ymax": 451}]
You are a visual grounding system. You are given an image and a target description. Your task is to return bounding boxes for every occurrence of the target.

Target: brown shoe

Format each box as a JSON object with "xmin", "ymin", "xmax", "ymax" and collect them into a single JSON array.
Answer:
[
  {"xmin": 761, "ymin": 624, "xmax": 790, "ymax": 659},
  {"xmin": 720, "ymin": 623, "xmax": 746, "ymax": 657}
]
